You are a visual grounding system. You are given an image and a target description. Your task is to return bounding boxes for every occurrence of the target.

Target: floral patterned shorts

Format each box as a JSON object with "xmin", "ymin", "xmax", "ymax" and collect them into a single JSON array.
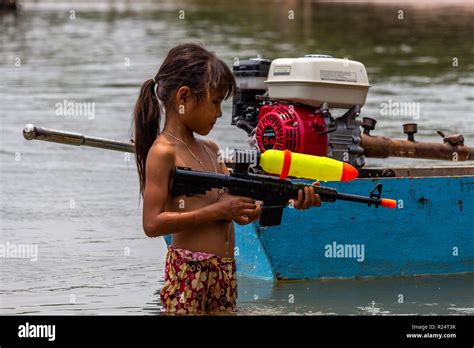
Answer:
[{"xmin": 160, "ymin": 246, "xmax": 237, "ymax": 314}]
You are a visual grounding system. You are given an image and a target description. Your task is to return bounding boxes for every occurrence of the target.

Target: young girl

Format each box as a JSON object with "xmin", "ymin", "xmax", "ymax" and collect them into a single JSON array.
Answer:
[{"xmin": 133, "ymin": 43, "xmax": 321, "ymax": 314}]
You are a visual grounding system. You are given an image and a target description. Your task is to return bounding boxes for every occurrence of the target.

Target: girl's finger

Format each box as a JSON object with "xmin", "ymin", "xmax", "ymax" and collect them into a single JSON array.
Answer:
[
  {"xmin": 315, "ymin": 193, "xmax": 322, "ymax": 207},
  {"xmin": 246, "ymin": 205, "xmax": 262, "ymax": 221},
  {"xmin": 239, "ymin": 197, "xmax": 256, "ymax": 204},
  {"xmin": 303, "ymin": 186, "xmax": 311, "ymax": 209},
  {"xmin": 294, "ymin": 189, "xmax": 303, "ymax": 209},
  {"xmin": 253, "ymin": 202, "xmax": 262, "ymax": 213},
  {"xmin": 242, "ymin": 202, "xmax": 257, "ymax": 210},
  {"xmin": 241, "ymin": 208, "xmax": 258, "ymax": 216},
  {"xmin": 235, "ymin": 215, "xmax": 250, "ymax": 225},
  {"xmin": 310, "ymin": 186, "xmax": 316, "ymax": 206}
]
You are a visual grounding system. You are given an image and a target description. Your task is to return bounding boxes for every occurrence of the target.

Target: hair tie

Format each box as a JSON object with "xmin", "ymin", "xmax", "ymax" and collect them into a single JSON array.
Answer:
[{"xmin": 152, "ymin": 77, "xmax": 159, "ymax": 101}]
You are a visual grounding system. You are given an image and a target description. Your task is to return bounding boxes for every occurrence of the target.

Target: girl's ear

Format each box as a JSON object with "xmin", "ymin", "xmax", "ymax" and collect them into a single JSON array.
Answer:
[{"xmin": 176, "ymin": 86, "xmax": 191, "ymax": 105}]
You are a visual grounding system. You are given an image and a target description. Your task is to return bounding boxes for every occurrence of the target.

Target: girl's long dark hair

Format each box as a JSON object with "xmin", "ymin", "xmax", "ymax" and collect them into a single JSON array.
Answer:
[{"xmin": 133, "ymin": 42, "xmax": 236, "ymax": 197}]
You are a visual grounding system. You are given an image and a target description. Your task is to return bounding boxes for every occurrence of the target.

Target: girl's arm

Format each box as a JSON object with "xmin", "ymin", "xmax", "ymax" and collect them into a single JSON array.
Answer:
[
  {"xmin": 142, "ymin": 142, "xmax": 256, "ymax": 237},
  {"xmin": 205, "ymin": 140, "xmax": 262, "ymax": 223}
]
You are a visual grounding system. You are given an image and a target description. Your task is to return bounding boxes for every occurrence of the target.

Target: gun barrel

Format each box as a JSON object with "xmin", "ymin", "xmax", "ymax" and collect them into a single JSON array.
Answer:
[
  {"xmin": 361, "ymin": 134, "xmax": 473, "ymax": 161},
  {"xmin": 331, "ymin": 191, "xmax": 396, "ymax": 208},
  {"xmin": 22, "ymin": 124, "xmax": 135, "ymax": 153},
  {"xmin": 294, "ymin": 184, "xmax": 395, "ymax": 208}
]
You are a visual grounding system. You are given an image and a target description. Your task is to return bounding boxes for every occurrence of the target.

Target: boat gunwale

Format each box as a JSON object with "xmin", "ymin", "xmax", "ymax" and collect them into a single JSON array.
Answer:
[{"xmin": 356, "ymin": 165, "xmax": 474, "ymax": 179}]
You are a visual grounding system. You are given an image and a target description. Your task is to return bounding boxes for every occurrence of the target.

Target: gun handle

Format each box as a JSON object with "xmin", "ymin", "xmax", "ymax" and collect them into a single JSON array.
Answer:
[{"xmin": 259, "ymin": 206, "xmax": 284, "ymax": 227}]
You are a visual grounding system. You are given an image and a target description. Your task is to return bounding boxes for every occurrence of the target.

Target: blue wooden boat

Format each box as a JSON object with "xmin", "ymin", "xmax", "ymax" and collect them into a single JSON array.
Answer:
[{"xmin": 231, "ymin": 166, "xmax": 474, "ymax": 280}]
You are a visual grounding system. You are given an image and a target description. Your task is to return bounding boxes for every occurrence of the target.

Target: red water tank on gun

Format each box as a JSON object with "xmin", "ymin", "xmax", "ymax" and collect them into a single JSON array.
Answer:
[{"xmin": 255, "ymin": 104, "xmax": 328, "ymax": 156}]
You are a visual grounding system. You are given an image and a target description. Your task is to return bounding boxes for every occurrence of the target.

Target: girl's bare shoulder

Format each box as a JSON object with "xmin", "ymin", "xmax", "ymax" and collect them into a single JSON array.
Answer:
[
  {"xmin": 146, "ymin": 136, "xmax": 177, "ymax": 169},
  {"xmin": 201, "ymin": 139, "xmax": 229, "ymax": 174},
  {"xmin": 201, "ymin": 139, "xmax": 220, "ymax": 155}
]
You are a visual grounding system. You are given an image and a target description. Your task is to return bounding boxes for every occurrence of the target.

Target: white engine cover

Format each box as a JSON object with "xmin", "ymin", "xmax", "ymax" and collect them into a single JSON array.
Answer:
[{"xmin": 265, "ymin": 55, "xmax": 370, "ymax": 108}]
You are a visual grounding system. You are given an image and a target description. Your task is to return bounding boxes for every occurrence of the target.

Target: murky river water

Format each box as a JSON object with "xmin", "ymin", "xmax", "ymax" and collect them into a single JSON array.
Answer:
[{"xmin": 1, "ymin": 0, "xmax": 473, "ymax": 315}]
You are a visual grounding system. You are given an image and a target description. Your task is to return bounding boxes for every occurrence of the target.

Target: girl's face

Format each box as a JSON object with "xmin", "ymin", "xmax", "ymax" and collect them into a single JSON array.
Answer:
[{"xmin": 186, "ymin": 89, "xmax": 224, "ymax": 136}]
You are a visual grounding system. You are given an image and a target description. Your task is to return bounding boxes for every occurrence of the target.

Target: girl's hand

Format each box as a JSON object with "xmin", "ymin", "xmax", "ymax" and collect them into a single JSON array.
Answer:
[
  {"xmin": 292, "ymin": 182, "xmax": 322, "ymax": 210},
  {"xmin": 215, "ymin": 193, "xmax": 260, "ymax": 225},
  {"xmin": 244, "ymin": 201, "xmax": 262, "ymax": 224}
]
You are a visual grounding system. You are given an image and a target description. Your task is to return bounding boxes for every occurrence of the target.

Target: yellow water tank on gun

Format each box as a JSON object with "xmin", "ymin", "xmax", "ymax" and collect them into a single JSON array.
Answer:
[{"xmin": 259, "ymin": 149, "xmax": 359, "ymax": 182}]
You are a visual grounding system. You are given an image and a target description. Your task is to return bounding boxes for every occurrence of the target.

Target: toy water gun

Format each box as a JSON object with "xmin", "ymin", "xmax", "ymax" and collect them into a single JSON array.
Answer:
[{"xmin": 171, "ymin": 166, "xmax": 397, "ymax": 227}]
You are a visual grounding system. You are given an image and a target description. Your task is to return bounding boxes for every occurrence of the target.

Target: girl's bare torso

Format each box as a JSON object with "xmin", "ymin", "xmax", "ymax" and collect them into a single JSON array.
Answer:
[{"xmin": 160, "ymin": 137, "xmax": 235, "ymax": 258}]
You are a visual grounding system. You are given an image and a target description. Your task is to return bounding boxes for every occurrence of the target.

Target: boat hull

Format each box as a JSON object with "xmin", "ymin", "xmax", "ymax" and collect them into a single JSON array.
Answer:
[{"xmin": 234, "ymin": 174, "xmax": 474, "ymax": 280}]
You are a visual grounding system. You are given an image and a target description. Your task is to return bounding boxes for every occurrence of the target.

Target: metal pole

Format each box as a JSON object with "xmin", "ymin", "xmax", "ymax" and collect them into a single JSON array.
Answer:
[
  {"xmin": 23, "ymin": 124, "xmax": 135, "ymax": 153},
  {"xmin": 361, "ymin": 134, "xmax": 473, "ymax": 161}
]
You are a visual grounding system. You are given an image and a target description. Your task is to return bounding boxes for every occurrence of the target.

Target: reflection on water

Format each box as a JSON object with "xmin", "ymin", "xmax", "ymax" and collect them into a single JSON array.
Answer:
[
  {"xmin": 237, "ymin": 273, "xmax": 474, "ymax": 315},
  {"xmin": 1, "ymin": 0, "xmax": 473, "ymax": 315}
]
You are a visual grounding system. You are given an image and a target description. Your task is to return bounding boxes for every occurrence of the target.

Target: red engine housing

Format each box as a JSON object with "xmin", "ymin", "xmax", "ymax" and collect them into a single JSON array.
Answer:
[{"xmin": 255, "ymin": 104, "xmax": 328, "ymax": 156}]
